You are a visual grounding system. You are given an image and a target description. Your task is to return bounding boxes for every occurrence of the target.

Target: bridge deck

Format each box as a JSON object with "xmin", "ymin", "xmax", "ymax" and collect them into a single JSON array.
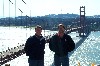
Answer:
[{"xmin": 0, "ymin": 27, "xmax": 91, "ymax": 65}]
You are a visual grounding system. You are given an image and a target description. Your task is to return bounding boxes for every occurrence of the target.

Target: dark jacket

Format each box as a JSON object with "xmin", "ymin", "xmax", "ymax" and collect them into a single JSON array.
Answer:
[
  {"xmin": 24, "ymin": 34, "xmax": 45, "ymax": 60},
  {"xmin": 49, "ymin": 33, "xmax": 75, "ymax": 57}
]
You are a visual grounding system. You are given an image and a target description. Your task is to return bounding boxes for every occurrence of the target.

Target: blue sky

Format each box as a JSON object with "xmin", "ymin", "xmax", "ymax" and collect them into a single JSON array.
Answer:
[{"xmin": 0, "ymin": 0, "xmax": 100, "ymax": 18}]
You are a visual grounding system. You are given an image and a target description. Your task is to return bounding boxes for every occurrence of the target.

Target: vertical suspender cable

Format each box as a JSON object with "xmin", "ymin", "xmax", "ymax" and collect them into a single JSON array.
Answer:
[
  {"xmin": 9, "ymin": 0, "xmax": 10, "ymax": 29},
  {"xmin": 3, "ymin": 0, "xmax": 5, "ymax": 26},
  {"xmin": 9, "ymin": 0, "xmax": 13, "ymax": 29},
  {"xmin": 30, "ymin": 0, "xmax": 31, "ymax": 35},
  {"xmin": 15, "ymin": 0, "xmax": 16, "ymax": 27}
]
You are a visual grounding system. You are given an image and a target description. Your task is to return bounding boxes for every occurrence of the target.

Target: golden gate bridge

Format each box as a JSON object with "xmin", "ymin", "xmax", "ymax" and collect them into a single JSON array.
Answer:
[{"xmin": 0, "ymin": 0, "xmax": 98, "ymax": 66}]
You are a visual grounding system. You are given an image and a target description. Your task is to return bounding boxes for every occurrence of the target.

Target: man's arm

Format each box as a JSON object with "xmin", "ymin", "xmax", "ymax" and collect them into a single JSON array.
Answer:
[
  {"xmin": 24, "ymin": 38, "xmax": 32, "ymax": 56},
  {"xmin": 67, "ymin": 35, "xmax": 75, "ymax": 52}
]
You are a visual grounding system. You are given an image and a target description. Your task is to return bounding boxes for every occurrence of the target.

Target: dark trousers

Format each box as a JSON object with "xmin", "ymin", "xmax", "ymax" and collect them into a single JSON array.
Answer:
[
  {"xmin": 28, "ymin": 58, "xmax": 44, "ymax": 66},
  {"xmin": 54, "ymin": 54, "xmax": 69, "ymax": 66}
]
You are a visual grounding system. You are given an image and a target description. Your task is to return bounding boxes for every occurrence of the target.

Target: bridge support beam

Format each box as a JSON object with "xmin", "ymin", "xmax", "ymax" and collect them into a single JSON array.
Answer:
[{"xmin": 79, "ymin": 6, "xmax": 86, "ymax": 37}]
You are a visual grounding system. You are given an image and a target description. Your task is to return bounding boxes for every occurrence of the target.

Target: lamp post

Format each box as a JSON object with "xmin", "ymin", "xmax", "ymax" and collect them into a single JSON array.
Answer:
[
  {"xmin": 15, "ymin": 0, "xmax": 16, "ymax": 26},
  {"xmin": 3, "ymin": 0, "xmax": 4, "ymax": 18}
]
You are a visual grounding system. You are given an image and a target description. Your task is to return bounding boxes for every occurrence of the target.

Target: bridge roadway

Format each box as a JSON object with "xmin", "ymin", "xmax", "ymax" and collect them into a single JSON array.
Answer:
[{"xmin": 0, "ymin": 27, "xmax": 90, "ymax": 65}]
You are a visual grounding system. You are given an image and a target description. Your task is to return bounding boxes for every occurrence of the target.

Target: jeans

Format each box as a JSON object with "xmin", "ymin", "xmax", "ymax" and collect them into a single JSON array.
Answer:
[
  {"xmin": 28, "ymin": 58, "xmax": 44, "ymax": 66},
  {"xmin": 54, "ymin": 54, "xmax": 69, "ymax": 66}
]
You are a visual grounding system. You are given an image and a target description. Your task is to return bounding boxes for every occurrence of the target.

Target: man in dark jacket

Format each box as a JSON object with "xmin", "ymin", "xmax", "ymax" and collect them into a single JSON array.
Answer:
[
  {"xmin": 49, "ymin": 24, "xmax": 75, "ymax": 66},
  {"xmin": 24, "ymin": 25, "xmax": 46, "ymax": 66}
]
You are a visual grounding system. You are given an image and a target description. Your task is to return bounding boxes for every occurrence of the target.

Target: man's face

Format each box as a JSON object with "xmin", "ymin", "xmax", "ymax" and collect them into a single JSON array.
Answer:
[
  {"xmin": 35, "ymin": 28, "xmax": 42, "ymax": 35},
  {"xmin": 58, "ymin": 26, "xmax": 65, "ymax": 33}
]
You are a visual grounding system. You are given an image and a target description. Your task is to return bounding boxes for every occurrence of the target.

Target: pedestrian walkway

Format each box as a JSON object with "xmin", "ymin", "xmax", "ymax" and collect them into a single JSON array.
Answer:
[{"xmin": 0, "ymin": 32, "xmax": 84, "ymax": 66}]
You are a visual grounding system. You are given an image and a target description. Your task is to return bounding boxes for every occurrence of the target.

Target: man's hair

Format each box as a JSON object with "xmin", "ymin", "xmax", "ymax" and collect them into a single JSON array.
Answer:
[
  {"xmin": 58, "ymin": 24, "xmax": 65, "ymax": 29},
  {"xmin": 35, "ymin": 25, "xmax": 42, "ymax": 30}
]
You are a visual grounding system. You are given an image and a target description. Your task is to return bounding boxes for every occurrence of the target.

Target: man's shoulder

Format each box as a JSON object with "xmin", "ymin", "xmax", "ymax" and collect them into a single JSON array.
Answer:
[
  {"xmin": 64, "ymin": 33, "xmax": 71, "ymax": 38},
  {"xmin": 27, "ymin": 35, "xmax": 35, "ymax": 40},
  {"xmin": 52, "ymin": 33, "xmax": 58, "ymax": 38}
]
